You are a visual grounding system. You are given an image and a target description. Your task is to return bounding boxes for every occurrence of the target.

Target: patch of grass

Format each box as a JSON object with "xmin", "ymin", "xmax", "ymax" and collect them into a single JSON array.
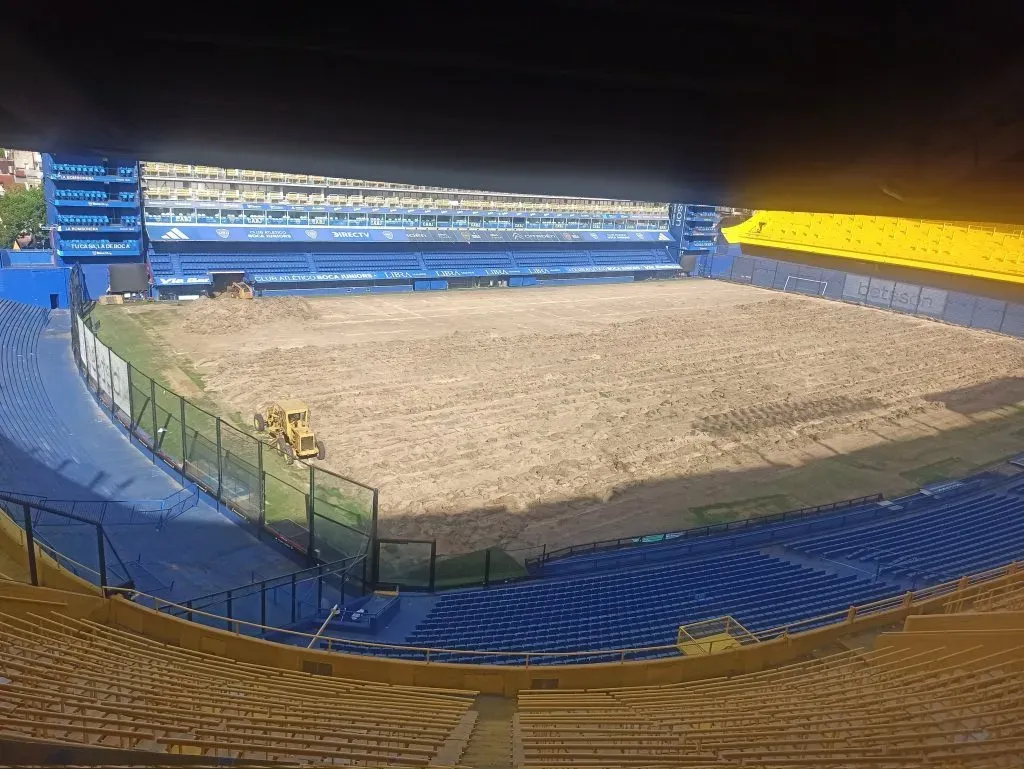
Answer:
[
  {"xmin": 392, "ymin": 547, "xmax": 528, "ymax": 589},
  {"xmin": 89, "ymin": 305, "xmax": 216, "ymax": 412},
  {"xmin": 688, "ymin": 494, "xmax": 798, "ymax": 527},
  {"xmin": 900, "ymin": 457, "xmax": 975, "ymax": 487}
]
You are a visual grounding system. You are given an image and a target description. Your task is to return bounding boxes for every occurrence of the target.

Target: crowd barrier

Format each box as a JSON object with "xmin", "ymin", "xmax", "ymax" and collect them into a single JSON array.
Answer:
[
  {"xmin": 700, "ymin": 245, "xmax": 1024, "ymax": 338},
  {"xmin": 67, "ymin": 265, "xmax": 379, "ymax": 589}
]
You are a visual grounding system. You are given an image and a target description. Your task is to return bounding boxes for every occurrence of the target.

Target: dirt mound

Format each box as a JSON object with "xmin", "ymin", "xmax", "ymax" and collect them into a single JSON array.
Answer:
[{"xmin": 181, "ymin": 296, "xmax": 320, "ymax": 334}]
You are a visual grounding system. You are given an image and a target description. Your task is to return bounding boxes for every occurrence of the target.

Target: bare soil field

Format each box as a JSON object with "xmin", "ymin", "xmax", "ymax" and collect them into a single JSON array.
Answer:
[{"xmin": 97, "ymin": 281, "xmax": 1024, "ymax": 554}]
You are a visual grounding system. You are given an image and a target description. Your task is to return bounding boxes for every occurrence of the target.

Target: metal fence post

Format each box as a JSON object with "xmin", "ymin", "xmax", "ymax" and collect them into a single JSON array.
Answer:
[
  {"xmin": 260, "ymin": 581, "xmax": 267, "ymax": 627},
  {"xmin": 215, "ymin": 417, "xmax": 223, "ymax": 502},
  {"xmin": 257, "ymin": 442, "xmax": 265, "ymax": 529},
  {"xmin": 149, "ymin": 375, "xmax": 158, "ymax": 463},
  {"xmin": 226, "ymin": 589, "xmax": 233, "ymax": 629},
  {"xmin": 305, "ymin": 492, "xmax": 315, "ymax": 566},
  {"xmin": 483, "ymin": 548, "xmax": 492, "ymax": 586},
  {"xmin": 291, "ymin": 573, "xmax": 298, "ymax": 624},
  {"xmin": 179, "ymin": 397, "xmax": 188, "ymax": 483},
  {"xmin": 22, "ymin": 504, "xmax": 38, "ymax": 586},
  {"xmin": 96, "ymin": 524, "xmax": 108, "ymax": 589},
  {"xmin": 106, "ymin": 346, "xmax": 116, "ymax": 415},
  {"xmin": 429, "ymin": 540, "xmax": 437, "ymax": 592},
  {"xmin": 317, "ymin": 563, "xmax": 325, "ymax": 608},
  {"xmin": 369, "ymin": 488, "xmax": 380, "ymax": 592}
]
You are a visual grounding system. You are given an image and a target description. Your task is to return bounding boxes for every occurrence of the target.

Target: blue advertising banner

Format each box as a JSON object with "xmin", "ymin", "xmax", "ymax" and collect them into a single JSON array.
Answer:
[
  {"xmin": 147, "ymin": 224, "xmax": 676, "ymax": 244},
  {"xmin": 152, "ymin": 263, "xmax": 680, "ymax": 287}
]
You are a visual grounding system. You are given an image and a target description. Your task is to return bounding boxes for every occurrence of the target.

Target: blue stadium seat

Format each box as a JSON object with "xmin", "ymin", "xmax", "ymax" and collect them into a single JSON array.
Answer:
[
  {"xmin": 589, "ymin": 248, "xmax": 675, "ymax": 266},
  {"xmin": 313, "ymin": 252, "xmax": 422, "ymax": 273},
  {"xmin": 512, "ymin": 250, "xmax": 595, "ymax": 268},
  {"xmin": 421, "ymin": 251, "xmax": 514, "ymax": 270}
]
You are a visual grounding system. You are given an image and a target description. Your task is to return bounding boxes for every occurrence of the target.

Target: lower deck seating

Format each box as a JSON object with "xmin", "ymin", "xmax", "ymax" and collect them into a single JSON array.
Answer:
[
  {"xmin": 314, "ymin": 252, "xmax": 423, "ymax": 272},
  {"xmin": 512, "ymin": 250, "xmax": 594, "ymax": 268},
  {"xmin": 589, "ymin": 247, "xmax": 676, "ymax": 266},
  {"xmin": 421, "ymin": 251, "xmax": 515, "ymax": 270},
  {"xmin": 517, "ymin": 630, "xmax": 1024, "ymax": 767},
  {"xmin": 403, "ymin": 552, "xmax": 894, "ymax": 663},
  {"xmin": 0, "ymin": 608, "xmax": 477, "ymax": 766},
  {"xmin": 176, "ymin": 253, "xmax": 309, "ymax": 276}
]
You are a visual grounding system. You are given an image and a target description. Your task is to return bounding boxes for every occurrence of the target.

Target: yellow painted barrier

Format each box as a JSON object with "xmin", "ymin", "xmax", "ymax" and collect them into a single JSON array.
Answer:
[{"xmin": 722, "ymin": 211, "xmax": 1024, "ymax": 285}]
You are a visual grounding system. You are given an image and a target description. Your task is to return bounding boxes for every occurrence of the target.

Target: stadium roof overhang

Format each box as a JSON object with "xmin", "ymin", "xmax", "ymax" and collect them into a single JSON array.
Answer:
[{"xmin": 5, "ymin": 3, "xmax": 1024, "ymax": 223}]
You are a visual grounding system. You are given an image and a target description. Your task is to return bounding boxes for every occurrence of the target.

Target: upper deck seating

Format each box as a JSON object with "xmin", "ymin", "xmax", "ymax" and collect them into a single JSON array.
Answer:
[{"xmin": 723, "ymin": 211, "xmax": 1024, "ymax": 284}]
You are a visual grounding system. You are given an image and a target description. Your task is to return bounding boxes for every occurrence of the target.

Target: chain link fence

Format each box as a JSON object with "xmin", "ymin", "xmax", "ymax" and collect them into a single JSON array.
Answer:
[{"xmin": 69, "ymin": 267, "xmax": 378, "ymax": 580}]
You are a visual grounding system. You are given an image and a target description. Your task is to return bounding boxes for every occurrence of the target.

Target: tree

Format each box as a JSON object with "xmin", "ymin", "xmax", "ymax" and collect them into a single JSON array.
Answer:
[{"xmin": 0, "ymin": 186, "xmax": 47, "ymax": 248}]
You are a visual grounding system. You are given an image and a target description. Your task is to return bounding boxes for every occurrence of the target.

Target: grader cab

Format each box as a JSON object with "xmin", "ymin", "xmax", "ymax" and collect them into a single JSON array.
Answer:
[{"xmin": 253, "ymin": 400, "xmax": 326, "ymax": 462}]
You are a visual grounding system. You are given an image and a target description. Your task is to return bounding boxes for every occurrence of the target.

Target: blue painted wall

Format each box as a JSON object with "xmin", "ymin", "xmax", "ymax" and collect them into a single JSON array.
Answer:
[
  {"xmin": 1, "ymin": 249, "xmax": 54, "ymax": 267},
  {"xmin": 0, "ymin": 266, "xmax": 70, "ymax": 308}
]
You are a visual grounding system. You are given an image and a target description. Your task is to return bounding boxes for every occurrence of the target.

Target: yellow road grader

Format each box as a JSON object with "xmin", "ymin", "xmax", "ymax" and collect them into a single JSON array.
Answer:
[{"xmin": 253, "ymin": 400, "xmax": 326, "ymax": 462}]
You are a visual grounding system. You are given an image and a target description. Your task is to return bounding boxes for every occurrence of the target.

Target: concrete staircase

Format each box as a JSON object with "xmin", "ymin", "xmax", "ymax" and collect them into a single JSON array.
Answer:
[{"xmin": 460, "ymin": 695, "xmax": 517, "ymax": 769}]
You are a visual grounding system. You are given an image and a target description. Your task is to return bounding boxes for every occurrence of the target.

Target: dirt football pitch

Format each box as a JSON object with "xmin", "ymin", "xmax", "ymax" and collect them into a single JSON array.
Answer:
[{"xmin": 93, "ymin": 280, "xmax": 1024, "ymax": 555}]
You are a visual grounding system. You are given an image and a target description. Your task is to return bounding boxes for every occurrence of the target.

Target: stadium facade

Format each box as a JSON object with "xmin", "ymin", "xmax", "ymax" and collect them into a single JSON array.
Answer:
[{"xmin": 14, "ymin": 151, "xmax": 723, "ymax": 303}]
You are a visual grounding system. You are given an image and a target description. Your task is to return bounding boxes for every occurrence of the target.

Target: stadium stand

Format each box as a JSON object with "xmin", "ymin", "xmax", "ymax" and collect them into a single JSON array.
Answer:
[
  {"xmin": 0, "ymin": 607, "xmax": 477, "ymax": 765},
  {"xmin": 722, "ymin": 211, "xmax": 1024, "ymax": 285},
  {"xmin": 516, "ymin": 623, "xmax": 1024, "ymax": 767}
]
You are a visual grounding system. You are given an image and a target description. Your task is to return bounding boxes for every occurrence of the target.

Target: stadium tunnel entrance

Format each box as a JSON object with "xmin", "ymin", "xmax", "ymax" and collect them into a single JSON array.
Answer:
[{"xmin": 210, "ymin": 271, "xmax": 246, "ymax": 294}]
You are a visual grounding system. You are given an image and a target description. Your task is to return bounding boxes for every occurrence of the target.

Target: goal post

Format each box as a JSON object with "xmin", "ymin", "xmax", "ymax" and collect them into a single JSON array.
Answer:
[{"xmin": 783, "ymin": 275, "xmax": 828, "ymax": 296}]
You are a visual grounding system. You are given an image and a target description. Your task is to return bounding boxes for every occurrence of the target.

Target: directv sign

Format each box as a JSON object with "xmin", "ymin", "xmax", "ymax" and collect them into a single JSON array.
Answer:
[{"xmin": 147, "ymin": 224, "xmax": 677, "ymax": 244}]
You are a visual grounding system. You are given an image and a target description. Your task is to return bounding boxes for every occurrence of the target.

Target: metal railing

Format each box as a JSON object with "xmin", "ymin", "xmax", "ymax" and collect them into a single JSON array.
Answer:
[
  {"xmin": 0, "ymin": 494, "xmax": 133, "ymax": 592},
  {"xmin": 98, "ymin": 561, "xmax": 1021, "ymax": 667},
  {"xmin": 150, "ymin": 554, "xmax": 366, "ymax": 636}
]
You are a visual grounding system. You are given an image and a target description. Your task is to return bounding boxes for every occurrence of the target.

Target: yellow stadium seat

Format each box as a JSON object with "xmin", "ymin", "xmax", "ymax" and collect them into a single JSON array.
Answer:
[
  {"xmin": 723, "ymin": 211, "xmax": 1024, "ymax": 285},
  {"xmin": 0, "ymin": 607, "xmax": 477, "ymax": 766}
]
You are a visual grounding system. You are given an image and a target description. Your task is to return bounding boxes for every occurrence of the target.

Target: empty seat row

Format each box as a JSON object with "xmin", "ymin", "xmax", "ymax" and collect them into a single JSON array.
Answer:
[
  {"xmin": 54, "ymin": 189, "xmax": 107, "ymax": 201},
  {"xmin": 51, "ymin": 162, "xmax": 106, "ymax": 176},
  {"xmin": 57, "ymin": 214, "xmax": 109, "ymax": 226}
]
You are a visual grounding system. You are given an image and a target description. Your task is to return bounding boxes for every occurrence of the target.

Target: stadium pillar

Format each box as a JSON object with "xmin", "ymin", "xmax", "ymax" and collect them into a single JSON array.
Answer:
[{"xmin": 22, "ymin": 504, "xmax": 38, "ymax": 586}]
